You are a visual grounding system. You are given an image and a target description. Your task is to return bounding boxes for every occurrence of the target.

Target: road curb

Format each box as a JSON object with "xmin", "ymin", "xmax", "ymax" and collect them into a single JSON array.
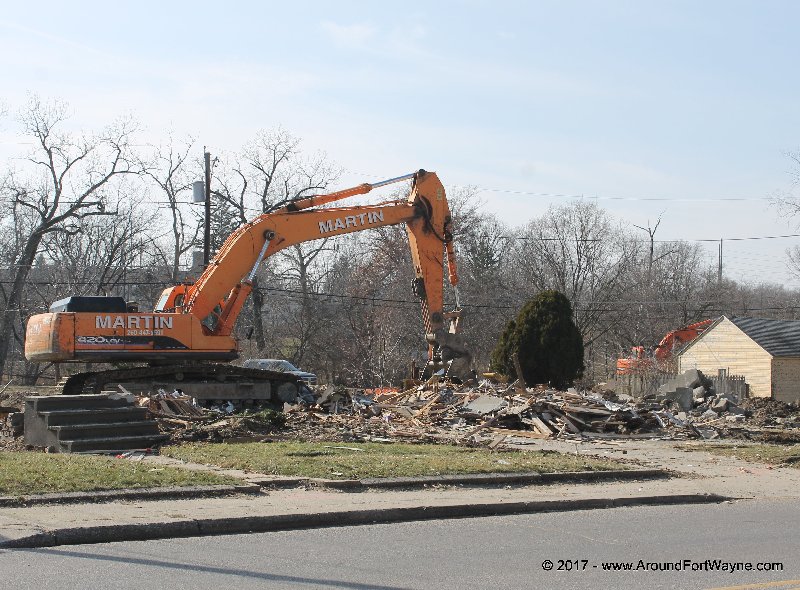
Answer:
[
  {"xmin": 314, "ymin": 469, "xmax": 669, "ymax": 490},
  {"xmin": 0, "ymin": 483, "xmax": 261, "ymax": 508},
  {"xmin": 0, "ymin": 492, "xmax": 731, "ymax": 549},
  {"xmin": 0, "ymin": 470, "xmax": 667, "ymax": 506}
]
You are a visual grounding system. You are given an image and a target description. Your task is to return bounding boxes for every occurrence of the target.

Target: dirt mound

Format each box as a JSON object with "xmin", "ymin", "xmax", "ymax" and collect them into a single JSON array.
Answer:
[{"xmin": 739, "ymin": 397, "xmax": 796, "ymax": 424}]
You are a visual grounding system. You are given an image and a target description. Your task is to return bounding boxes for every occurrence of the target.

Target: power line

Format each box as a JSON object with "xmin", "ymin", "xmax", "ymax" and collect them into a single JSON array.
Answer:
[
  {"xmin": 7, "ymin": 277, "xmax": 800, "ymax": 311},
  {"xmin": 503, "ymin": 233, "xmax": 800, "ymax": 244},
  {"xmin": 342, "ymin": 170, "xmax": 777, "ymax": 203},
  {"xmin": 466, "ymin": 186, "xmax": 769, "ymax": 203},
  {"xmin": 654, "ymin": 233, "xmax": 800, "ymax": 243}
]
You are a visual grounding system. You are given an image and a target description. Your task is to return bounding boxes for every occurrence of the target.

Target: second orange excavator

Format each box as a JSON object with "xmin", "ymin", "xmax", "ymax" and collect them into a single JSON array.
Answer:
[
  {"xmin": 25, "ymin": 170, "xmax": 473, "ymax": 403},
  {"xmin": 616, "ymin": 319, "xmax": 712, "ymax": 375}
]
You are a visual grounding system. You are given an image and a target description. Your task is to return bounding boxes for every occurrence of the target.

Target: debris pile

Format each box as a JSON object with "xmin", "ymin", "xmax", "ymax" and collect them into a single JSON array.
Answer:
[
  {"xmin": 637, "ymin": 369, "xmax": 800, "ymax": 442},
  {"xmin": 270, "ymin": 380, "xmax": 708, "ymax": 443},
  {"xmin": 137, "ymin": 371, "xmax": 800, "ymax": 444},
  {"xmin": 4, "ymin": 370, "xmax": 798, "ymax": 448},
  {"xmin": 0, "ymin": 407, "xmax": 23, "ymax": 439},
  {"xmin": 0, "ymin": 386, "xmax": 42, "ymax": 449},
  {"xmin": 738, "ymin": 397, "xmax": 797, "ymax": 427},
  {"xmin": 141, "ymin": 392, "xmax": 287, "ymax": 443},
  {"xmin": 165, "ymin": 409, "xmax": 287, "ymax": 442},
  {"xmin": 139, "ymin": 389, "xmax": 205, "ymax": 419}
]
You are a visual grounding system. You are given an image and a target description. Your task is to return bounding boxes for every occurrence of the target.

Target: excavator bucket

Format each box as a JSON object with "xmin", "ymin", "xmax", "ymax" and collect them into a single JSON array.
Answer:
[
  {"xmin": 439, "ymin": 331, "xmax": 475, "ymax": 383},
  {"xmin": 423, "ymin": 312, "xmax": 476, "ymax": 383}
]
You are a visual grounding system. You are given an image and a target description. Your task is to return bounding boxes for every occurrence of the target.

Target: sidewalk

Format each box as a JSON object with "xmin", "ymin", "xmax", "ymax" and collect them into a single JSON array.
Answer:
[
  {"xmin": 527, "ymin": 437, "xmax": 800, "ymax": 499},
  {"xmin": 1, "ymin": 438, "xmax": 796, "ymax": 549}
]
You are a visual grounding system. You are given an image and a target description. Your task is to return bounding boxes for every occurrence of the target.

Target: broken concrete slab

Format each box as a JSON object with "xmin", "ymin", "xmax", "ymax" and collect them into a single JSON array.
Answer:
[
  {"xmin": 717, "ymin": 392, "xmax": 739, "ymax": 404},
  {"xmin": 462, "ymin": 395, "xmax": 507, "ymax": 416},
  {"xmin": 711, "ymin": 398, "xmax": 729, "ymax": 414},
  {"xmin": 658, "ymin": 369, "xmax": 703, "ymax": 396},
  {"xmin": 692, "ymin": 386, "xmax": 707, "ymax": 403},
  {"xmin": 664, "ymin": 387, "xmax": 693, "ymax": 412},
  {"xmin": 695, "ymin": 428, "xmax": 719, "ymax": 439}
]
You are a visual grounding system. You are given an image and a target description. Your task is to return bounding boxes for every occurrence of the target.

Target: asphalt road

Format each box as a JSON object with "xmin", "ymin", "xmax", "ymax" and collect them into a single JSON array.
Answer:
[{"xmin": 2, "ymin": 499, "xmax": 799, "ymax": 590}]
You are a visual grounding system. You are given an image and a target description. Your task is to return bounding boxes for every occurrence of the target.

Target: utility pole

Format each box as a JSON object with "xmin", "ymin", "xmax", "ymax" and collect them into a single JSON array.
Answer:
[
  {"xmin": 203, "ymin": 149, "xmax": 212, "ymax": 267},
  {"xmin": 718, "ymin": 239, "xmax": 723, "ymax": 286}
]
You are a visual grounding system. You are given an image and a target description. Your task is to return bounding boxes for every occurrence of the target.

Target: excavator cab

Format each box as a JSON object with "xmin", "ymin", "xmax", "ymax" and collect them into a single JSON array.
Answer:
[{"xmin": 154, "ymin": 285, "xmax": 191, "ymax": 313}]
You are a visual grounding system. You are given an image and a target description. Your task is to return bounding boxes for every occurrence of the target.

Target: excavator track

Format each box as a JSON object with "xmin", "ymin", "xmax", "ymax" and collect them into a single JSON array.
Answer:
[{"xmin": 61, "ymin": 364, "xmax": 302, "ymax": 406}]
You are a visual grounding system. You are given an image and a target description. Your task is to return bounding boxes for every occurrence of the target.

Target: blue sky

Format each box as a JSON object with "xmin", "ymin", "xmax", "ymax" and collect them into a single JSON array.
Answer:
[{"xmin": 2, "ymin": 1, "xmax": 800, "ymax": 285}]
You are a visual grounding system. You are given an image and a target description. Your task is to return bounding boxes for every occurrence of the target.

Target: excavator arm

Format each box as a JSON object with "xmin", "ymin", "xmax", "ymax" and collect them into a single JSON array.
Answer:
[{"xmin": 154, "ymin": 169, "xmax": 471, "ymax": 378}]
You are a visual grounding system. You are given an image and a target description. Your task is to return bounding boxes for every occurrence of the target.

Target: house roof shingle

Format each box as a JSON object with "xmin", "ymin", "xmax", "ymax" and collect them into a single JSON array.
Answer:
[{"xmin": 729, "ymin": 316, "xmax": 800, "ymax": 357}]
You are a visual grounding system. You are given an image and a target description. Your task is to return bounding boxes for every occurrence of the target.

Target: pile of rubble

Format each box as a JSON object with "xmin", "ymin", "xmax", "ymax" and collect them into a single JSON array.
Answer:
[
  {"xmin": 644, "ymin": 369, "xmax": 800, "ymax": 441},
  {"xmin": 139, "ymin": 389, "xmax": 205, "ymax": 420},
  {"xmin": 0, "ymin": 406, "xmax": 23, "ymax": 439},
  {"xmin": 135, "ymin": 389, "xmax": 286, "ymax": 443},
  {"xmin": 275, "ymin": 378, "xmax": 718, "ymax": 443},
  {"xmin": 145, "ymin": 379, "xmax": 716, "ymax": 444},
  {"xmin": 3, "ymin": 370, "xmax": 798, "ymax": 447},
  {"xmin": 0, "ymin": 386, "xmax": 32, "ymax": 450}
]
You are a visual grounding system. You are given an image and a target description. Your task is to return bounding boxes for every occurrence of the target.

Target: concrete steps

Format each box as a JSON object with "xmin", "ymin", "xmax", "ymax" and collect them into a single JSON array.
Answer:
[
  {"xmin": 40, "ymin": 407, "xmax": 150, "ymax": 426},
  {"xmin": 25, "ymin": 395, "xmax": 168, "ymax": 453}
]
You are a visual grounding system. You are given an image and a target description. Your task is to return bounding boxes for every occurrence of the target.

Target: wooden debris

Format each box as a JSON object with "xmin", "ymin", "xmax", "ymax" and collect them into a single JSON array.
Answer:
[
  {"xmin": 488, "ymin": 434, "xmax": 508, "ymax": 448},
  {"xmin": 143, "ymin": 376, "xmax": 711, "ymax": 446}
]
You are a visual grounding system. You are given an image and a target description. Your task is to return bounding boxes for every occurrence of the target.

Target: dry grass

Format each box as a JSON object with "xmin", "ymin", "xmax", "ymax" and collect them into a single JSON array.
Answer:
[
  {"xmin": 163, "ymin": 441, "xmax": 627, "ymax": 480},
  {"xmin": 0, "ymin": 451, "xmax": 238, "ymax": 495},
  {"xmin": 699, "ymin": 443, "xmax": 800, "ymax": 468}
]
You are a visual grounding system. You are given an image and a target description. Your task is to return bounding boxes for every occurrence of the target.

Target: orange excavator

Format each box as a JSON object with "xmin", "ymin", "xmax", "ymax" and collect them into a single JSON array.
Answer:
[
  {"xmin": 616, "ymin": 319, "xmax": 712, "ymax": 376},
  {"xmin": 25, "ymin": 170, "xmax": 472, "ymax": 402}
]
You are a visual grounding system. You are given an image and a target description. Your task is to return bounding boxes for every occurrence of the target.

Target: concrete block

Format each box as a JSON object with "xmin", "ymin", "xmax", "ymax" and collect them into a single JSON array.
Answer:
[
  {"xmin": 462, "ymin": 395, "xmax": 506, "ymax": 415},
  {"xmin": 664, "ymin": 387, "xmax": 693, "ymax": 412},
  {"xmin": 711, "ymin": 398, "xmax": 729, "ymax": 413},
  {"xmin": 696, "ymin": 428, "xmax": 719, "ymax": 439},
  {"xmin": 726, "ymin": 405, "xmax": 747, "ymax": 416},
  {"xmin": 692, "ymin": 386, "xmax": 707, "ymax": 403},
  {"xmin": 658, "ymin": 370, "xmax": 703, "ymax": 396},
  {"xmin": 659, "ymin": 369, "xmax": 703, "ymax": 392}
]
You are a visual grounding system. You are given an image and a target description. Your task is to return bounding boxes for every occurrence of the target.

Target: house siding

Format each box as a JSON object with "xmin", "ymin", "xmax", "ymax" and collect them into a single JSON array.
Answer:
[
  {"xmin": 678, "ymin": 318, "xmax": 772, "ymax": 398},
  {"xmin": 770, "ymin": 358, "xmax": 800, "ymax": 403}
]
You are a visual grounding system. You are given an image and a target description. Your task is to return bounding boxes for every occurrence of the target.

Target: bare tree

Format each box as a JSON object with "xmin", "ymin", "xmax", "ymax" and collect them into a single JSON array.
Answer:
[
  {"xmin": 211, "ymin": 128, "xmax": 340, "ymax": 354},
  {"xmin": 510, "ymin": 201, "xmax": 637, "ymax": 344},
  {"xmin": 454, "ymin": 213, "xmax": 512, "ymax": 370},
  {"xmin": 632, "ymin": 215, "xmax": 676, "ymax": 289},
  {"xmin": 770, "ymin": 150, "xmax": 800, "ymax": 277},
  {"xmin": 321, "ymin": 228, "xmax": 421, "ymax": 385},
  {"xmin": 142, "ymin": 137, "xmax": 201, "ymax": 281},
  {"xmin": 38, "ymin": 198, "xmax": 159, "ymax": 298},
  {"xmin": 608, "ymin": 239, "xmax": 712, "ymax": 371},
  {"xmin": 0, "ymin": 97, "xmax": 139, "ymax": 375}
]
